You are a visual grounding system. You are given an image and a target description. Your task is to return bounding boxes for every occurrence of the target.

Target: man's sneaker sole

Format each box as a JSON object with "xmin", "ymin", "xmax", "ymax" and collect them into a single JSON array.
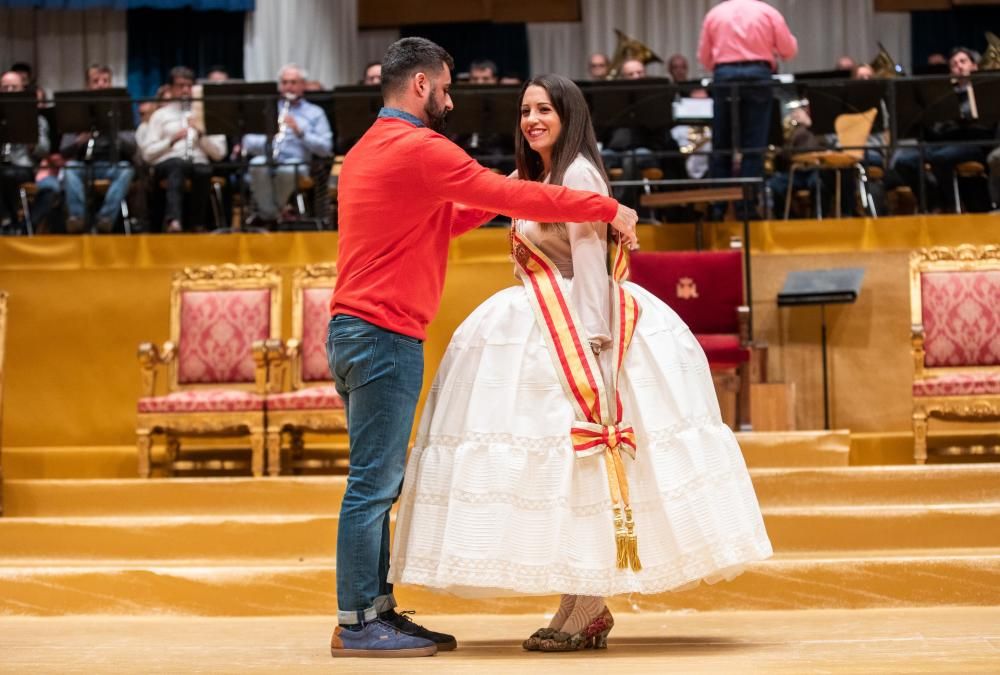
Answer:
[
  {"xmin": 435, "ymin": 638, "xmax": 458, "ymax": 651},
  {"xmin": 330, "ymin": 644, "xmax": 437, "ymax": 658}
]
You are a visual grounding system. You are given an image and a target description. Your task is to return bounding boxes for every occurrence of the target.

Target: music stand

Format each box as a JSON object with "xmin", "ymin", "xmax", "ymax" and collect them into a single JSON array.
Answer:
[
  {"xmin": 0, "ymin": 92, "xmax": 38, "ymax": 146},
  {"xmin": 329, "ymin": 85, "xmax": 383, "ymax": 155},
  {"xmin": 805, "ymin": 79, "xmax": 889, "ymax": 136},
  {"xmin": 777, "ymin": 267, "xmax": 864, "ymax": 430},
  {"xmin": 578, "ymin": 79, "xmax": 677, "ymax": 141},
  {"xmin": 201, "ymin": 82, "xmax": 278, "ymax": 231}
]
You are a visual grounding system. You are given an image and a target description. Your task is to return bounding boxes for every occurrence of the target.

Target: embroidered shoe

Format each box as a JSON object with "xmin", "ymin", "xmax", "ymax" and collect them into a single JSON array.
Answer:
[
  {"xmin": 380, "ymin": 609, "xmax": 458, "ymax": 651},
  {"xmin": 330, "ymin": 618, "xmax": 437, "ymax": 658}
]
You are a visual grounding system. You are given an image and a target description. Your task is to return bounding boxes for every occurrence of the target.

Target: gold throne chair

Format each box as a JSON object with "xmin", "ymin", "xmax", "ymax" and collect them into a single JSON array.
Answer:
[
  {"xmin": 136, "ymin": 264, "xmax": 281, "ymax": 477},
  {"xmin": 910, "ymin": 245, "xmax": 1000, "ymax": 464},
  {"xmin": 264, "ymin": 263, "xmax": 346, "ymax": 475}
]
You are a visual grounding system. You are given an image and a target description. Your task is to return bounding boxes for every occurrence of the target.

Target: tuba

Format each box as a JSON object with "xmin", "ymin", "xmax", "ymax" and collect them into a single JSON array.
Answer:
[
  {"xmin": 980, "ymin": 32, "xmax": 1000, "ymax": 71},
  {"xmin": 870, "ymin": 43, "xmax": 904, "ymax": 78},
  {"xmin": 607, "ymin": 29, "xmax": 663, "ymax": 80}
]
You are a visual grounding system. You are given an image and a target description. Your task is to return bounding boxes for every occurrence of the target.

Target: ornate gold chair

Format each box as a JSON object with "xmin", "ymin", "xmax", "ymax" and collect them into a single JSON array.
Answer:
[
  {"xmin": 264, "ymin": 263, "xmax": 346, "ymax": 475},
  {"xmin": 910, "ymin": 245, "xmax": 1000, "ymax": 464},
  {"xmin": 136, "ymin": 265, "xmax": 280, "ymax": 477},
  {"xmin": 0, "ymin": 291, "xmax": 7, "ymax": 515}
]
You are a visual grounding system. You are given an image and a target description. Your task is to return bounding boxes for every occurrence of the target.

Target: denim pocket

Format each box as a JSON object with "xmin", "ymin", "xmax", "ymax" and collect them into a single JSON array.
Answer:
[{"xmin": 331, "ymin": 337, "xmax": 378, "ymax": 391}]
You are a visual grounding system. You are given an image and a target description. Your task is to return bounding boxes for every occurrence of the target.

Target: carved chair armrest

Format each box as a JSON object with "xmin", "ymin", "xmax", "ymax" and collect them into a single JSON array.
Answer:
[
  {"xmin": 253, "ymin": 339, "xmax": 286, "ymax": 395},
  {"xmin": 137, "ymin": 341, "xmax": 175, "ymax": 397},
  {"xmin": 911, "ymin": 325, "xmax": 926, "ymax": 379}
]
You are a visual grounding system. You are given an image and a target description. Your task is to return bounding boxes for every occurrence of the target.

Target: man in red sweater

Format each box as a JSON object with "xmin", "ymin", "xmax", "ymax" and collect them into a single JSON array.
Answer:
[{"xmin": 328, "ymin": 37, "xmax": 638, "ymax": 658}]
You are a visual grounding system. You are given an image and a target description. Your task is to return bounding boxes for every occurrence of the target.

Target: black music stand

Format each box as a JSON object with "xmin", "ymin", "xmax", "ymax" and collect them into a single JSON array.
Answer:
[
  {"xmin": 804, "ymin": 79, "xmax": 889, "ymax": 136},
  {"xmin": 54, "ymin": 88, "xmax": 134, "ymax": 232},
  {"xmin": 328, "ymin": 85, "xmax": 383, "ymax": 155},
  {"xmin": 578, "ymin": 78, "xmax": 677, "ymax": 141},
  {"xmin": 777, "ymin": 267, "xmax": 864, "ymax": 430},
  {"xmin": 202, "ymin": 81, "xmax": 278, "ymax": 232},
  {"xmin": 0, "ymin": 92, "xmax": 38, "ymax": 146}
]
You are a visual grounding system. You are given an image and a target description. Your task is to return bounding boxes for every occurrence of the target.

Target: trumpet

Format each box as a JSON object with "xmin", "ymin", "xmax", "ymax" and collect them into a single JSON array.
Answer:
[
  {"xmin": 680, "ymin": 125, "xmax": 711, "ymax": 154},
  {"xmin": 272, "ymin": 94, "xmax": 294, "ymax": 162}
]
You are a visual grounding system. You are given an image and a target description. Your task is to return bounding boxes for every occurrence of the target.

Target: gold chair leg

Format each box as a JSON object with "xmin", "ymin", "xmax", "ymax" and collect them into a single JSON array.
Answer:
[
  {"xmin": 250, "ymin": 429, "xmax": 265, "ymax": 477},
  {"xmin": 165, "ymin": 436, "xmax": 181, "ymax": 477},
  {"xmin": 912, "ymin": 409, "xmax": 928, "ymax": 465},
  {"xmin": 137, "ymin": 430, "xmax": 153, "ymax": 478},
  {"xmin": 266, "ymin": 428, "xmax": 282, "ymax": 477}
]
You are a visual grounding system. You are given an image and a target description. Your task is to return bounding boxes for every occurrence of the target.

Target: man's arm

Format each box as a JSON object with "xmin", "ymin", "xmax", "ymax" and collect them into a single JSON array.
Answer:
[
  {"xmin": 420, "ymin": 134, "xmax": 636, "ymax": 241},
  {"xmin": 770, "ymin": 10, "xmax": 798, "ymax": 62},
  {"xmin": 302, "ymin": 109, "xmax": 333, "ymax": 158},
  {"xmin": 697, "ymin": 17, "xmax": 715, "ymax": 71},
  {"xmin": 451, "ymin": 204, "xmax": 496, "ymax": 237}
]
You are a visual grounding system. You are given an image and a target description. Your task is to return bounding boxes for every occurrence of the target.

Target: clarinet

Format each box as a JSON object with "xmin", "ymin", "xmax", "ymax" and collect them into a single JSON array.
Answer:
[{"xmin": 272, "ymin": 94, "xmax": 294, "ymax": 163}]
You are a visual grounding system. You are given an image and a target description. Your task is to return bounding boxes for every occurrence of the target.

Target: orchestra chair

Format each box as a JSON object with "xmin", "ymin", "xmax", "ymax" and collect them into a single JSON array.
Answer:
[
  {"xmin": 952, "ymin": 161, "xmax": 988, "ymax": 214},
  {"xmin": 910, "ymin": 245, "xmax": 1000, "ymax": 464},
  {"xmin": 784, "ymin": 108, "xmax": 879, "ymax": 220},
  {"xmin": 631, "ymin": 247, "xmax": 764, "ymax": 430},
  {"xmin": 136, "ymin": 264, "xmax": 280, "ymax": 477},
  {"xmin": 261, "ymin": 263, "xmax": 346, "ymax": 475}
]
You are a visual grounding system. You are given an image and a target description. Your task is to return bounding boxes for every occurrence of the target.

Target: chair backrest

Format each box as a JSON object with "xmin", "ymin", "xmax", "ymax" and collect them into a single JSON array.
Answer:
[
  {"xmin": 170, "ymin": 265, "xmax": 281, "ymax": 389},
  {"xmin": 910, "ymin": 245, "xmax": 1000, "ymax": 369},
  {"xmin": 834, "ymin": 108, "xmax": 877, "ymax": 161},
  {"xmin": 630, "ymin": 249, "xmax": 745, "ymax": 335},
  {"xmin": 292, "ymin": 263, "xmax": 337, "ymax": 388}
]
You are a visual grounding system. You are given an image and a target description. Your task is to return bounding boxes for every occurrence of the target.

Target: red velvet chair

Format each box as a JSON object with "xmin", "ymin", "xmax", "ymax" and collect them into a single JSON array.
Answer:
[
  {"xmin": 910, "ymin": 245, "xmax": 1000, "ymax": 463},
  {"xmin": 630, "ymin": 248, "xmax": 759, "ymax": 429}
]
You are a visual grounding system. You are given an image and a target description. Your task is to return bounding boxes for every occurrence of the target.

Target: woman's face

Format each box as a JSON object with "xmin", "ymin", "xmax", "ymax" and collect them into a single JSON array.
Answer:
[{"xmin": 520, "ymin": 85, "xmax": 562, "ymax": 161}]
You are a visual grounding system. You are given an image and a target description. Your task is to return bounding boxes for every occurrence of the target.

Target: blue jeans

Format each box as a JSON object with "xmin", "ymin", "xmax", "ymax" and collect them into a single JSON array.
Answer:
[
  {"xmin": 327, "ymin": 314, "xmax": 425, "ymax": 626},
  {"xmin": 710, "ymin": 63, "xmax": 774, "ymax": 182},
  {"xmin": 64, "ymin": 161, "xmax": 134, "ymax": 221}
]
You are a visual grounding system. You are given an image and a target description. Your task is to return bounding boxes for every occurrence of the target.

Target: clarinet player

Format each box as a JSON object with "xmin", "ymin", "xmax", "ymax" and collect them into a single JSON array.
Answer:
[{"xmin": 243, "ymin": 63, "xmax": 332, "ymax": 228}]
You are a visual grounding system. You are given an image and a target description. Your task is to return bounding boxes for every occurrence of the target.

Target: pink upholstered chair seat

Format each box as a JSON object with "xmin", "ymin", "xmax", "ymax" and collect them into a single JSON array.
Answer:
[
  {"xmin": 695, "ymin": 334, "xmax": 750, "ymax": 369},
  {"xmin": 921, "ymin": 270, "xmax": 1000, "ymax": 368},
  {"xmin": 267, "ymin": 384, "xmax": 344, "ymax": 411},
  {"xmin": 913, "ymin": 372, "xmax": 1000, "ymax": 398},
  {"xmin": 138, "ymin": 389, "xmax": 265, "ymax": 414}
]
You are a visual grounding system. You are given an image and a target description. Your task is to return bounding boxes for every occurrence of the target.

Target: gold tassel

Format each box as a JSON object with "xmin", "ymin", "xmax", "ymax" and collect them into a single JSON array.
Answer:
[
  {"xmin": 624, "ymin": 507, "xmax": 642, "ymax": 572},
  {"xmin": 613, "ymin": 506, "xmax": 628, "ymax": 569}
]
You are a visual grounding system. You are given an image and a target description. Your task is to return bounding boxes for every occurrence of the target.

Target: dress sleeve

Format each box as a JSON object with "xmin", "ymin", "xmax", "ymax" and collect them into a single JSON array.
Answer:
[{"xmin": 564, "ymin": 162, "xmax": 612, "ymax": 352}]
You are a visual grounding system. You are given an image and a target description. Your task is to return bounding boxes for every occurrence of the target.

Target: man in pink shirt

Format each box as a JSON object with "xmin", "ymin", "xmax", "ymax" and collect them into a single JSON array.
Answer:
[{"xmin": 698, "ymin": 0, "xmax": 797, "ymax": 217}]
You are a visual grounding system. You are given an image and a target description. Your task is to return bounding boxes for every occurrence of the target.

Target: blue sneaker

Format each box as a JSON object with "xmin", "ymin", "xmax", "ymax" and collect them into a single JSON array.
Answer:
[{"xmin": 330, "ymin": 618, "xmax": 437, "ymax": 658}]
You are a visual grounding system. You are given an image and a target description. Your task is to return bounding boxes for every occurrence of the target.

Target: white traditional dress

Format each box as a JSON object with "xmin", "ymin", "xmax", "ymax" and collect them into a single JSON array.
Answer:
[{"xmin": 388, "ymin": 155, "xmax": 771, "ymax": 597}]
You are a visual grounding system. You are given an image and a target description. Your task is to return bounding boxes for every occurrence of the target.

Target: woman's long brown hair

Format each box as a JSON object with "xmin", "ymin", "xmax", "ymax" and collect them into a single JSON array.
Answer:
[{"xmin": 514, "ymin": 74, "xmax": 611, "ymax": 195}]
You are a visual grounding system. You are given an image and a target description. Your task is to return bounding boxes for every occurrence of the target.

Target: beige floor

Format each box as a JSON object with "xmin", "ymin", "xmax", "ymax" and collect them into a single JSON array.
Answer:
[{"xmin": 2, "ymin": 608, "xmax": 999, "ymax": 674}]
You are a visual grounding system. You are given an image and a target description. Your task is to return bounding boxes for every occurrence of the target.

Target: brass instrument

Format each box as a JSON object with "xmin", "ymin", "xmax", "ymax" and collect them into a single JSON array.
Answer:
[
  {"xmin": 272, "ymin": 94, "xmax": 293, "ymax": 163},
  {"xmin": 607, "ymin": 29, "xmax": 663, "ymax": 80},
  {"xmin": 870, "ymin": 42, "xmax": 904, "ymax": 78},
  {"xmin": 782, "ymin": 98, "xmax": 811, "ymax": 143},
  {"xmin": 980, "ymin": 31, "xmax": 1000, "ymax": 70},
  {"xmin": 679, "ymin": 125, "xmax": 711, "ymax": 154}
]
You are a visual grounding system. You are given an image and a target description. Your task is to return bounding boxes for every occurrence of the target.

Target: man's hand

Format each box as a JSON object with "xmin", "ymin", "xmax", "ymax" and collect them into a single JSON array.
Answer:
[
  {"xmin": 610, "ymin": 203, "xmax": 639, "ymax": 249},
  {"xmin": 285, "ymin": 115, "xmax": 301, "ymax": 137}
]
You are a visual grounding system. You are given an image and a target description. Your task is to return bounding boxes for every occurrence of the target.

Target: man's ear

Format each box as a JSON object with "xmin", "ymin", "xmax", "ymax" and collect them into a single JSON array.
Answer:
[{"xmin": 412, "ymin": 71, "xmax": 427, "ymax": 98}]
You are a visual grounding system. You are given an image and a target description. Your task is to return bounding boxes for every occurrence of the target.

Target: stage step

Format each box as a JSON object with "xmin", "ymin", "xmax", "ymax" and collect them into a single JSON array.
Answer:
[
  {"xmin": 1, "ymin": 431, "xmax": 850, "ymax": 481},
  {"xmin": 1, "ymin": 549, "xmax": 998, "ymax": 615},
  {"xmin": 6, "ymin": 463, "xmax": 998, "ymax": 518},
  {"xmin": 2, "ymin": 501, "xmax": 999, "ymax": 560}
]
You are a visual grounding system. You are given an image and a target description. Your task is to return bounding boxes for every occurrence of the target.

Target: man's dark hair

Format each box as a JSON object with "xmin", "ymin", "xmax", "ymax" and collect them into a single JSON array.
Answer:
[
  {"xmin": 949, "ymin": 46, "xmax": 980, "ymax": 63},
  {"xmin": 168, "ymin": 65, "xmax": 195, "ymax": 85},
  {"xmin": 10, "ymin": 61, "xmax": 32, "ymax": 78},
  {"xmin": 86, "ymin": 63, "xmax": 112, "ymax": 79},
  {"xmin": 381, "ymin": 37, "xmax": 454, "ymax": 96},
  {"xmin": 469, "ymin": 59, "xmax": 498, "ymax": 76},
  {"xmin": 206, "ymin": 64, "xmax": 229, "ymax": 76}
]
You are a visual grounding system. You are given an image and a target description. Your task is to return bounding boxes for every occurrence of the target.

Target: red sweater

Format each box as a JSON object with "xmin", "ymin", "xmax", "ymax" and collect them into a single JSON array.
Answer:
[{"xmin": 331, "ymin": 116, "xmax": 619, "ymax": 340}]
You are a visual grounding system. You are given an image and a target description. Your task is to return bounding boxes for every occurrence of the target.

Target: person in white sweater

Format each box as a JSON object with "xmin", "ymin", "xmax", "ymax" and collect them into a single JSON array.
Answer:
[{"xmin": 139, "ymin": 66, "xmax": 226, "ymax": 232}]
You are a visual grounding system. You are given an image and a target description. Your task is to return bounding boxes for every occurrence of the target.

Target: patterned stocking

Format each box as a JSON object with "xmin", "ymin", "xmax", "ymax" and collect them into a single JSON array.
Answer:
[
  {"xmin": 546, "ymin": 594, "xmax": 577, "ymax": 631},
  {"xmin": 561, "ymin": 595, "xmax": 605, "ymax": 636}
]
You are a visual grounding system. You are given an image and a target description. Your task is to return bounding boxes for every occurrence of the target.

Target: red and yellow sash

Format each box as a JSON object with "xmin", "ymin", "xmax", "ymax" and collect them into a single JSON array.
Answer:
[{"xmin": 511, "ymin": 228, "xmax": 642, "ymax": 571}]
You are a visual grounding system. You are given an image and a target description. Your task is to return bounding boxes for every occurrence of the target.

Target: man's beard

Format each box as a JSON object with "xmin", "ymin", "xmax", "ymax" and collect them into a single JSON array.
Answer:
[{"xmin": 424, "ymin": 97, "xmax": 448, "ymax": 133}]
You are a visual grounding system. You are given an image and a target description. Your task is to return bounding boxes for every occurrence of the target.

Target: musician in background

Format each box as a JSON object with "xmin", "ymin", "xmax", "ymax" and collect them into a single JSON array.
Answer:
[
  {"xmin": 59, "ymin": 64, "xmax": 136, "ymax": 234},
  {"xmin": 363, "ymin": 62, "xmax": 382, "ymax": 86},
  {"xmin": 243, "ymin": 64, "xmax": 332, "ymax": 226},
  {"xmin": 667, "ymin": 54, "xmax": 690, "ymax": 83},
  {"xmin": 588, "ymin": 53, "xmax": 610, "ymax": 80},
  {"xmin": 138, "ymin": 66, "xmax": 226, "ymax": 232},
  {"xmin": 468, "ymin": 59, "xmax": 498, "ymax": 84},
  {"xmin": 893, "ymin": 47, "xmax": 993, "ymax": 212}
]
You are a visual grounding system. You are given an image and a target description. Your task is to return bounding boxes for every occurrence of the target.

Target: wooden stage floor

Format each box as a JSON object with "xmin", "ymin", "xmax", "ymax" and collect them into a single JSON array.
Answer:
[{"xmin": 3, "ymin": 607, "xmax": 999, "ymax": 674}]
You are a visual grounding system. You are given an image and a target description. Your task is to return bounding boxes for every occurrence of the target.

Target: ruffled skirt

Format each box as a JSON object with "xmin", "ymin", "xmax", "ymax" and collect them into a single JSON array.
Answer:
[{"xmin": 388, "ymin": 280, "xmax": 772, "ymax": 597}]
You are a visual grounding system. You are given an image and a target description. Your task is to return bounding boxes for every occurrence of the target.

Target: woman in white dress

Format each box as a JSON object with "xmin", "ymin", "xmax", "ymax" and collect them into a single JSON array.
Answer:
[{"xmin": 388, "ymin": 74, "xmax": 772, "ymax": 652}]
